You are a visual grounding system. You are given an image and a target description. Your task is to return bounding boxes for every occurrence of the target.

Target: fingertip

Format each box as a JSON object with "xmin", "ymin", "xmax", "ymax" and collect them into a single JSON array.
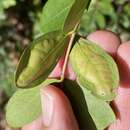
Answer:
[
  {"xmin": 117, "ymin": 41, "xmax": 130, "ymax": 61},
  {"xmin": 108, "ymin": 85, "xmax": 130, "ymax": 130},
  {"xmin": 40, "ymin": 85, "xmax": 79, "ymax": 130},
  {"xmin": 87, "ymin": 30, "xmax": 121, "ymax": 58},
  {"xmin": 49, "ymin": 57, "xmax": 64, "ymax": 78},
  {"xmin": 40, "ymin": 85, "xmax": 67, "ymax": 103},
  {"xmin": 117, "ymin": 41, "xmax": 130, "ymax": 86},
  {"xmin": 22, "ymin": 117, "xmax": 43, "ymax": 130},
  {"xmin": 65, "ymin": 60, "xmax": 76, "ymax": 80}
]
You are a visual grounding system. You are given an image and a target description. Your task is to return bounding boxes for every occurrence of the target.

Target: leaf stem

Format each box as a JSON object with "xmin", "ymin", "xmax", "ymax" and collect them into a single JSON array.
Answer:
[{"xmin": 60, "ymin": 24, "xmax": 78, "ymax": 81}]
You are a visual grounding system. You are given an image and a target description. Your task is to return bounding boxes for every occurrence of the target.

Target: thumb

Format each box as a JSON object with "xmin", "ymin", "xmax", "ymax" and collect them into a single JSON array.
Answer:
[
  {"xmin": 22, "ymin": 86, "xmax": 79, "ymax": 130},
  {"xmin": 41, "ymin": 85, "xmax": 79, "ymax": 130}
]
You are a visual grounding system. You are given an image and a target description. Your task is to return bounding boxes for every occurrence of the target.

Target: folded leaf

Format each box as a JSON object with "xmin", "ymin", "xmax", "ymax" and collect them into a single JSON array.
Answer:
[
  {"xmin": 63, "ymin": 0, "xmax": 91, "ymax": 33},
  {"xmin": 39, "ymin": 0, "xmax": 91, "ymax": 34},
  {"xmin": 63, "ymin": 79, "xmax": 116, "ymax": 130},
  {"xmin": 6, "ymin": 79, "xmax": 60, "ymax": 127},
  {"xmin": 15, "ymin": 30, "xmax": 67, "ymax": 88},
  {"xmin": 63, "ymin": 79, "xmax": 97, "ymax": 130},
  {"xmin": 70, "ymin": 38, "xmax": 119, "ymax": 101}
]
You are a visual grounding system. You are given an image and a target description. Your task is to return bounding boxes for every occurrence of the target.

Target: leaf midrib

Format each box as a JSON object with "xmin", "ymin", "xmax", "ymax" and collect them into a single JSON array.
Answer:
[{"xmin": 27, "ymin": 38, "xmax": 66, "ymax": 83}]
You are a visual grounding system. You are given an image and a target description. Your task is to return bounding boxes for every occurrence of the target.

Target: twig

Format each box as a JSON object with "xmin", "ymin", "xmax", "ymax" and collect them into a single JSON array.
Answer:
[{"xmin": 60, "ymin": 24, "xmax": 79, "ymax": 81}]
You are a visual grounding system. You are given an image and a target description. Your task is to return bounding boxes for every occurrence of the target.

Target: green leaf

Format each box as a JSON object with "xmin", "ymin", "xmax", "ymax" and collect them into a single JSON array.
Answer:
[
  {"xmin": 79, "ymin": 9, "xmax": 97, "ymax": 36},
  {"xmin": 81, "ymin": 87, "xmax": 116, "ymax": 130},
  {"xmin": 63, "ymin": 79, "xmax": 97, "ymax": 130},
  {"xmin": 63, "ymin": 79, "xmax": 116, "ymax": 130},
  {"xmin": 70, "ymin": 38, "xmax": 119, "ymax": 101},
  {"xmin": 0, "ymin": 0, "xmax": 16, "ymax": 11},
  {"xmin": 6, "ymin": 78, "xmax": 60, "ymax": 128},
  {"xmin": 15, "ymin": 30, "xmax": 67, "ymax": 88},
  {"xmin": 124, "ymin": 4, "xmax": 130, "ymax": 16},
  {"xmin": 98, "ymin": 0, "xmax": 117, "ymax": 23},
  {"xmin": 98, "ymin": 0, "xmax": 115, "ymax": 15},
  {"xmin": 38, "ymin": 0, "xmax": 91, "ymax": 34},
  {"xmin": 95, "ymin": 11, "xmax": 106, "ymax": 29},
  {"xmin": 38, "ymin": 0, "xmax": 74, "ymax": 33},
  {"xmin": 63, "ymin": 0, "xmax": 91, "ymax": 33}
]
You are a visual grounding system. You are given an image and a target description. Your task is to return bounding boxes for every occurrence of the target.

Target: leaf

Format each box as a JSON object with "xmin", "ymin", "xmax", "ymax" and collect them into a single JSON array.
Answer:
[
  {"xmin": 63, "ymin": 79, "xmax": 97, "ymax": 130},
  {"xmin": 63, "ymin": 0, "xmax": 91, "ymax": 33},
  {"xmin": 124, "ymin": 4, "xmax": 130, "ymax": 16},
  {"xmin": 0, "ymin": 0, "xmax": 16, "ymax": 11},
  {"xmin": 70, "ymin": 38, "xmax": 119, "ymax": 101},
  {"xmin": 6, "ymin": 78, "xmax": 60, "ymax": 128},
  {"xmin": 63, "ymin": 79, "xmax": 116, "ymax": 130},
  {"xmin": 38, "ymin": 0, "xmax": 74, "ymax": 33},
  {"xmin": 38, "ymin": 0, "xmax": 91, "ymax": 34},
  {"xmin": 99, "ymin": 0, "xmax": 115, "ymax": 15},
  {"xmin": 81, "ymin": 87, "xmax": 116, "ymax": 130},
  {"xmin": 98, "ymin": 0, "xmax": 117, "ymax": 23},
  {"xmin": 79, "ymin": 9, "xmax": 97, "ymax": 36},
  {"xmin": 15, "ymin": 30, "xmax": 67, "ymax": 88},
  {"xmin": 95, "ymin": 11, "xmax": 106, "ymax": 29}
]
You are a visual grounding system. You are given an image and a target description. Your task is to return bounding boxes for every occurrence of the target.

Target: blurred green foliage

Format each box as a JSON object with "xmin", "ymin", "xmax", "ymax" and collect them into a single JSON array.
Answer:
[
  {"xmin": 0, "ymin": 48, "xmax": 15, "ymax": 97},
  {"xmin": 0, "ymin": 0, "xmax": 16, "ymax": 10},
  {"xmin": 79, "ymin": 0, "xmax": 130, "ymax": 41},
  {"xmin": 79, "ymin": 0, "xmax": 116, "ymax": 35},
  {"xmin": 0, "ymin": 0, "xmax": 16, "ymax": 97},
  {"xmin": 0, "ymin": 0, "xmax": 16, "ymax": 20},
  {"xmin": 0, "ymin": 0, "xmax": 130, "ymax": 97}
]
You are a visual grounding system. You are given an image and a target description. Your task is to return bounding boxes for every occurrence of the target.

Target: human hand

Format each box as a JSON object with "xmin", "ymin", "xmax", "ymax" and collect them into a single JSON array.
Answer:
[
  {"xmin": 22, "ymin": 30, "xmax": 130, "ymax": 130},
  {"xmin": 88, "ymin": 30, "xmax": 130, "ymax": 130}
]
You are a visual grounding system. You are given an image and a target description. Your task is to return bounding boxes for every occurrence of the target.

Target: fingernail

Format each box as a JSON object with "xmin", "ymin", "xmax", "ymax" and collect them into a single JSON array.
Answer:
[{"xmin": 40, "ymin": 88, "xmax": 54, "ymax": 127}]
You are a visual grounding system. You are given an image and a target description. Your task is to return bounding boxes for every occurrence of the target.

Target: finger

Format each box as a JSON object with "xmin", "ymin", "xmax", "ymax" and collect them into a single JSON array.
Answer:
[
  {"xmin": 49, "ymin": 57, "xmax": 64, "ymax": 78},
  {"xmin": 108, "ymin": 41, "xmax": 130, "ymax": 129},
  {"xmin": 22, "ymin": 86, "xmax": 79, "ymax": 130},
  {"xmin": 116, "ymin": 41, "xmax": 130, "ymax": 86},
  {"xmin": 22, "ymin": 117, "xmax": 43, "ymax": 130},
  {"xmin": 65, "ymin": 61, "xmax": 76, "ymax": 80},
  {"xmin": 41, "ymin": 85, "xmax": 79, "ymax": 130},
  {"xmin": 87, "ymin": 30, "xmax": 121, "ymax": 58},
  {"xmin": 107, "ymin": 84, "xmax": 130, "ymax": 130},
  {"xmin": 49, "ymin": 57, "xmax": 76, "ymax": 80}
]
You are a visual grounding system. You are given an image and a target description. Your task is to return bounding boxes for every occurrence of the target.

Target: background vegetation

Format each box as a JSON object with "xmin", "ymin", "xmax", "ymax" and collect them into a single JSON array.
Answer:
[{"xmin": 0, "ymin": 0, "xmax": 130, "ymax": 129}]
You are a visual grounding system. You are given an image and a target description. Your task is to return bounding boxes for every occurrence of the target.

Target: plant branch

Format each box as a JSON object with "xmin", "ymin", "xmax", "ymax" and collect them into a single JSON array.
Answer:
[{"xmin": 60, "ymin": 24, "xmax": 79, "ymax": 81}]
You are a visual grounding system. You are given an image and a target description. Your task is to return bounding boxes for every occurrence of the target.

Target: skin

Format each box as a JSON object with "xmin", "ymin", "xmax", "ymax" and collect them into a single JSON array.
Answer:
[
  {"xmin": 22, "ymin": 30, "xmax": 130, "ymax": 130},
  {"xmin": 87, "ymin": 30, "xmax": 121, "ymax": 57}
]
